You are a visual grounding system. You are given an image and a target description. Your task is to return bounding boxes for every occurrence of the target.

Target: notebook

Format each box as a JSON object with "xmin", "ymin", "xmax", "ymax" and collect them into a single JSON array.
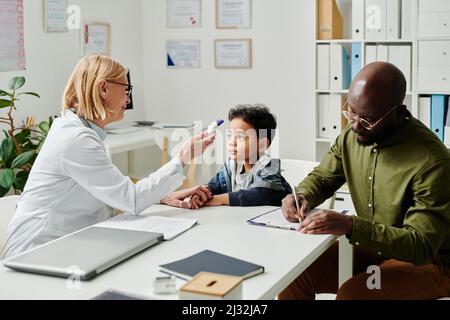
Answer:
[
  {"xmin": 91, "ymin": 289, "xmax": 145, "ymax": 300},
  {"xmin": 159, "ymin": 250, "xmax": 264, "ymax": 280}
]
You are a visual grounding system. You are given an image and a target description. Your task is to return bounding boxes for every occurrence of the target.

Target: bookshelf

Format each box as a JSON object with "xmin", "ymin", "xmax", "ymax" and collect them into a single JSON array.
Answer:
[{"xmin": 314, "ymin": 0, "xmax": 450, "ymax": 161}]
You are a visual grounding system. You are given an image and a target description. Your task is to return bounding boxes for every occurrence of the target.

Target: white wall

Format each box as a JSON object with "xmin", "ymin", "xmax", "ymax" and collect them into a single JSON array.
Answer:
[
  {"xmin": 0, "ymin": 0, "xmax": 144, "ymax": 128},
  {"xmin": 142, "ymin": 0, "xmax": 316, "ymax": 161}
]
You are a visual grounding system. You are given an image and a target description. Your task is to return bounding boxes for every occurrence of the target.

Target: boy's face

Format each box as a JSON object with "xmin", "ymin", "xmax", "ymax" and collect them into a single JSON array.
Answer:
[{"xmin": 227, "ymin": 118, "xmax": 260, "ymax": 164}]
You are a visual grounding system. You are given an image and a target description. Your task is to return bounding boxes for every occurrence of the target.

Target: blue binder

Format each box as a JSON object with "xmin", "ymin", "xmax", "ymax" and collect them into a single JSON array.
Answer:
[
  {"xmin": 430, "ymin": 95, "xmax": 448, "ymax": 142},
  {"xmin": 351, "ymin": 43, "xmax": 362, "ymax": 81},
  {"xmin": 342, "ymin": 47, "xmax": 351, "ymax": 89}
]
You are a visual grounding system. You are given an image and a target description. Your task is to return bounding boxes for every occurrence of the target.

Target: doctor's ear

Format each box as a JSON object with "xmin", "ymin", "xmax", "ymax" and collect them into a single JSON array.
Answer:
[{"xmin": 99, "ymin": 80, "xmax": 107, "ymax": 99}]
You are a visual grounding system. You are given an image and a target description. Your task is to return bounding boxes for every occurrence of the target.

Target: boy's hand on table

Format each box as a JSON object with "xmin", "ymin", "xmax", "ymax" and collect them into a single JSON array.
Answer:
[
  {"xmin": 160, "ymin": 185, "xmax": 213, "ymax": 210},
  {"xmin": 204, "ymin": 194, "xmax": 230, "ymax": 206}
]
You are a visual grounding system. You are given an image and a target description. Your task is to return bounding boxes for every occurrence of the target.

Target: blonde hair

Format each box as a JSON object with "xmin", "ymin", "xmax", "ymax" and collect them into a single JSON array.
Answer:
[{"xmin": 62, "ymin": 54, "xmax": 127, "ymax": 121}]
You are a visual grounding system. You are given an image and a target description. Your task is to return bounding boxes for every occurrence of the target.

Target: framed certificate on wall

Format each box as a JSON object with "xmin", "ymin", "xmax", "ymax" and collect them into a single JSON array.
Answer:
[
  {"xmin": 167, "ymin": 0, "xmax": 201, "ymax": 28},
  {"xmin": 216, "ymin": 0, "xmax": 252, "ymax": 29},
  {"xmin": 81, "ymin": 22, "xmax": 111, "ymax": 56},
  {"xmin": 215, "ymin": 39, "xmax": 252, "ymax": 69},
  {"xmin": 167, "ymin": 40, "xmax": 201, "ymax": 68},
  {"xmin": 44, "ymin": 0, "xmax": 68, "ymax": 32}
]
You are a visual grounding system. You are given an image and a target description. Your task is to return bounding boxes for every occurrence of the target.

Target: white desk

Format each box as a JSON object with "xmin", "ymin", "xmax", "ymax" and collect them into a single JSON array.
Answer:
[
  {"xmin": 103, "ymin": 127, "xmax": 157, "ymax": 156},
  {"xmin": 0, "ymin": 205, "xmax": 339, "ymax": 300}
]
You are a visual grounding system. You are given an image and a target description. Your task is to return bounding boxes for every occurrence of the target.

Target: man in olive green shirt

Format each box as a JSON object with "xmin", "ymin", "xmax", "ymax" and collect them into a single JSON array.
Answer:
[{"xmin": 280, "ymin": 62, "xmax": 450, "ymax": 299}]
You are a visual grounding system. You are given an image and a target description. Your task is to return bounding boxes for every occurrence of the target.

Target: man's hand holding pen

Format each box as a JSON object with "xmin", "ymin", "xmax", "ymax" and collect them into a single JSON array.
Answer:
[{"xmin": 281, "ymin": 193, "xmax": 353, "ymax": 236}]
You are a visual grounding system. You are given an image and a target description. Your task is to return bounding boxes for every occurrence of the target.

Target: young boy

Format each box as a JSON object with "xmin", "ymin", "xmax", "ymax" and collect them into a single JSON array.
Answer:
[
  {"xmin": 161, "ymin": 104, "xmax": 291, "ymax": 208},
  {"xmin": 204, "ymin": 104, "xmax": 291, "ymax": 207}
]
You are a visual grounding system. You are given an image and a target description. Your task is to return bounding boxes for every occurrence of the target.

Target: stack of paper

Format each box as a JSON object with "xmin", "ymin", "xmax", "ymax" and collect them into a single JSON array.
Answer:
[{"xmin": 95, "ymin": 215, "xmax": 198, "ymax": 240}]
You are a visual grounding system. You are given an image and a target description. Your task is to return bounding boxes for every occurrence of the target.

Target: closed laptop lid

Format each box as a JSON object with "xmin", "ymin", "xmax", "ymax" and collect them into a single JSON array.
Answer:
[{"xmin": 3, "ymin": 227, "xmax": 163, "ymax": 280}]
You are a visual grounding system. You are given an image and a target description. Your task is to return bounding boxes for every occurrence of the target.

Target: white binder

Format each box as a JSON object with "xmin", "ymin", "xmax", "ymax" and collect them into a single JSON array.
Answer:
[
  {"xmin": 388, "ymin": 45, "xmax": 412, "ymax": 91},
  {"xmin": 365, "ymin": 0, "xmax": 387, "ymax": 40},
  {"xmin": 418, "ymin": 96, "xmax": 431, "ymax": 128},
  {"xmin": 376, "ymin": 44, "xmax": 389, "ymax": 62},
  {"xmin": 317, "ymin": 44, "xmax": 330, "ymax": 90},
  {"xmin": 318, "ymin": 94, "xmax": 332, "ymax": 139},
  {"xmin": 386, "ymin": 0, "xmax": 400, "ymax": 39},
  {"xmin": 401, "ymin": 0, "xmax": 413, "ymax": 39},
  {"xmin": 330, "ymin": 45, "xmax": 351, "ymax": 90},
  {"xmin": 365, "ymin": 45, "xmax": 377, "ymax": 64},
  {"xmin": 352, "ymin": 0, "xmax": 365, "ymax": 40},
  {"xmin": 329, "ymin": 94, "xmax": 343, "ymax": 140}
]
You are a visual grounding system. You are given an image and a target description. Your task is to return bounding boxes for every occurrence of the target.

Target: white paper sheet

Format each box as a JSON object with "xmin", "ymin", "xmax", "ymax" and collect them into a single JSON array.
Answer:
[{"xmin": 95, "ymin": 215, "xmax": 198, "ymax": 240}]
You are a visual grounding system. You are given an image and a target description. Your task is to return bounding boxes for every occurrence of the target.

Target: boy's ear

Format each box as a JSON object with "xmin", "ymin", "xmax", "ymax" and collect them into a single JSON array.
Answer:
[{"xmin": 258, "ymin": 138, "xmax": 270, "ymax": 152}]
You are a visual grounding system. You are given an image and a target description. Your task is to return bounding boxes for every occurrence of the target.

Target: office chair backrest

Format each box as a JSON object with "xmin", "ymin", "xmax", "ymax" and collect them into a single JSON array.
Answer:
[
  {"xmin": 280, "ymin": 159, "xmax": 334, "ymax": 209},
  {"xmin": 0, "ymin": 195, "xmax": 20, "ymax": 255}
]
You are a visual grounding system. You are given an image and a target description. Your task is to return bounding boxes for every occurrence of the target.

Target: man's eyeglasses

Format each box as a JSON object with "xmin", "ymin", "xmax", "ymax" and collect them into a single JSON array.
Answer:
[
  {"xmin": 342, "ymin": 100, "xmax": 404, "ymax": 131},
  {"xmin": 106, "ymin": 80, "xmax": 133, "ymax": 97}
]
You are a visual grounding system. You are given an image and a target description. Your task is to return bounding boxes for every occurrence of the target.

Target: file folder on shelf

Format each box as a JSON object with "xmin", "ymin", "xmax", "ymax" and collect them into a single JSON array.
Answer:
[
  {"xmin": 351, "ymin": 43, "xmax": 362, "ymax": 80},
  {"xmin": 330, "ymin": 44, "xmax": 351, "ymax": 90},
  {"xmin": 401, "ymin": 0, "xmax": 413, "ymax": 39},
  {"xmin": 388, "ymin": 45, "xmax": 412, "ymax": 91},
  {"xmin": 317, "ymin": 44, "xmax": 331, "ymax": 90},
  {"xmin": 318, "ymin": 0, "xmax": 344, "ymax": 40},
  {"xmin": 387, "ymin": 0, "xmax": 400, "ymax": 39},
  {"xmin": 430, "ymin": 95, "xmax": 448, "ymax": 142},
  {"xmin": 352, "ymin": 0, "xmax": 364, "ymax": 40},
  {"xmin": 365, "ymin": 0, "xmax": 387, "ymax": 40},
  {"xmin": 419, "ymin": 96, "xmax": 431, "ymax": 129}
]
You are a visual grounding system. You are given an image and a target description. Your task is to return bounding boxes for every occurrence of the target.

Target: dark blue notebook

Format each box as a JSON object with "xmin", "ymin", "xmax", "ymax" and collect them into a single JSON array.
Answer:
[{"xmin": 159, "ymin": 250, "xmax": 264, "ymax": 280}]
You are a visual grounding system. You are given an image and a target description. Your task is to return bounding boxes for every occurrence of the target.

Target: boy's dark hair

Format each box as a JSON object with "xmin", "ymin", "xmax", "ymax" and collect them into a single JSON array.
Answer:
[{"xmin": 228, "ymin": 104, "xmax": 277, "ymax": 144}]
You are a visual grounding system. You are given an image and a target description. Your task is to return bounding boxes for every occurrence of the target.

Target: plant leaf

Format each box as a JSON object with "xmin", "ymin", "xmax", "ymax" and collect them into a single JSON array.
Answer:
[
  {"xmin": 0, "ymin": 89, "xmax": 10, "ymax": 97},
  {"xmin": 9, "ymin": 76, "xmax": 25, "ymax": 91},
  {"xmin": 0, "ymin": 99, "xmax": 11, "ymax": 108},
  {"xmin": 38, "ymin": 121, "xmax": 50, "ymax": 133},
  {"xmin": 0, "ymin": 138, "xmax": 16, "ymax": 165},
  {"xmin": 0, "ymin": 169, "xmax": 14, "ymax": 190},
  {"xmin": 11, "ymin": 150, "xmax": 35, "ymax": 169},
  {"xmin": 17, "ymin": 92, "xmax": 40, "ymax": 98},
  {"xmin": 15, "ymin": 130, "xmax": 31, "ymax": 145},
  {"xmin": 13, "ymin": 170, "xmax": 29, "ymax": 191},
  {"xmin": 0, "ymin": 185, "xmax": 9, "ymax": 197}
]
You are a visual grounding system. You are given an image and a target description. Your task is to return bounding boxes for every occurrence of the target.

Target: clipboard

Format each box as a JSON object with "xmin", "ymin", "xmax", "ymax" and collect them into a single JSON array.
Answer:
[{"xmin": 247, "ymin": 208, "xmax": 348, "ymax": 231}]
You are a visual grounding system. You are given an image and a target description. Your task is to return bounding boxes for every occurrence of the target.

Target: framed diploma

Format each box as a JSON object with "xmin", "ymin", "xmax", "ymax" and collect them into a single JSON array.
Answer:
[
  {"xmin": 215, "ymin": 39, "xmax": 252, "ymax": 69},
  {"xmin": 44, "ymin": 0, "xmax": 68, "ymax": 32},
  {"xmin": 81, "ymin": 22, "xmax": 111, "ymax": 56},
  {"xmin": 167, "ymin": 40, "xmax": 201, "ymax": 68},
  {"xmin": 216, "ymin": 0, "xmax": 251, "ymax": 29},
  {"xmin": 167, "ymin": 0, "xmax": 201, "ymax": 28}
]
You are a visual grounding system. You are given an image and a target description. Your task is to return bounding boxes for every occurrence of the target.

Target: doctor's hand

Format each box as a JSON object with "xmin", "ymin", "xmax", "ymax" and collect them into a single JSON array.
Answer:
[
  {"xmin": 160, "ymin": 185, "xmax": 213, "ymax": 210},
  {"xmin": 281, "ymin": 194, "xmax": 309, "ymax": 222},
  {"xmin": 178, "ymin": 131, "xmax": 216, "ymax": 166}
]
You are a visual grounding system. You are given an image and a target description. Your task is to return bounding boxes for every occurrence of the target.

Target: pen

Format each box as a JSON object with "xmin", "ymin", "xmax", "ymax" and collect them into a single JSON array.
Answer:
[
  {"xmin": 266, "ymin": 223, "xmax": 296, "ymax": 231},
  {"xmin": 292, "ymin": 185, "xmax": 301, "ymax": 223}
]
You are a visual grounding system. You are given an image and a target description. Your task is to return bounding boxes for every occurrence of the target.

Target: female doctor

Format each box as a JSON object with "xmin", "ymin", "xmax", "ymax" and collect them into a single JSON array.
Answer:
[{"xmin": 2, "ymin": 55, "xmax": 215, "ymax": 259}]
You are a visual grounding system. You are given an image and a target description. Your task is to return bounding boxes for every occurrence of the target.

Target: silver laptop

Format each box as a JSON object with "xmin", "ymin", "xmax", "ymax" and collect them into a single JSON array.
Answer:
[{"xmin": 3, "ymin": 227, "xmax": 163, "ymax": 280}]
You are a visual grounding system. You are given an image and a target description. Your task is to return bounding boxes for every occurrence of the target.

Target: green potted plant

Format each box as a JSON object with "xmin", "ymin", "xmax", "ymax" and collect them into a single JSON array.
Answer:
[{"xmin": 0, "ymin": 76, "xmax": 55, "ymax": 197}]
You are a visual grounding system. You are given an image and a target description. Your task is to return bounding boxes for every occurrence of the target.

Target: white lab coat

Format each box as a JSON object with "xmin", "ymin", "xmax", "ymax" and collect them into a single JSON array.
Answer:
[{"xmin": 2, "ymin": 110, "xmax": 184, "ymax": 259}]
